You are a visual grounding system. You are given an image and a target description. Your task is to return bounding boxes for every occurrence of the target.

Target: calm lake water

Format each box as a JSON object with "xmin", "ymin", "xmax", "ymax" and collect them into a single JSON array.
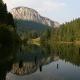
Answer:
[{"xmin": 0, "ymin": 44, "xmax": 80, "ymax": 80}]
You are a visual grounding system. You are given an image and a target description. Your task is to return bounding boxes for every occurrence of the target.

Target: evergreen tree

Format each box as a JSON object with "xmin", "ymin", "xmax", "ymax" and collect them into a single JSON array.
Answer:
[{"xmin": 51, "ymin": 18, "xmax": 80, "ymax": 42}]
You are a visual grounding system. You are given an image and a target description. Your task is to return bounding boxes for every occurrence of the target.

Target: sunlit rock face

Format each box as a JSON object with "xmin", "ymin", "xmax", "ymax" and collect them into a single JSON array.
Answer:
[
  {"xmin": 11, "ymin": 7, "xmax": 59, "ymax": 28},
  {"xmin": 11, "ymin": 56, "xmax": 59, "ymax": 75},
  {"xmin": 11, "ymin": 62, "xmax": 37, "ymax": 75}
]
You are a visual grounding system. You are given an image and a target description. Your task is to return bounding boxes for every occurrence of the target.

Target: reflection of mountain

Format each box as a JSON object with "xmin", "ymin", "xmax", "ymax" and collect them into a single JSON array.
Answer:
[
  {"xmin": 6, "ymin": 44, "xmax": 80, "ymax": 77},
  {"xmin": 6, "ymin": 44, "xmax": 80, "ymax": 80},
  {"xmin": 11, "ymin": 44, "xmax": 58, "ymax": 75},
  {"xmin": 11, "ymin": 62, "xmax": 37, "ymax": 75},
  {"xmin": 5, "ymin": 44, "xmax": 80, "ymax": 76}
]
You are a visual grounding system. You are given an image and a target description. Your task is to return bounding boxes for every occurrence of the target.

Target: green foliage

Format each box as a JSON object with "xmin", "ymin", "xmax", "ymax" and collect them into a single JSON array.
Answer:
[
  {"xmin": 15, "ymin": 20, "xmax": 50, "ymax": 40},
  {"xmin": 42, "ymin": 28, "xmax": 51, "ymax": 39},
  {"xmin": 0, "ymin": 0, "xmax": 3, "ymax": 4},
  {"xmin": 0, "ymin": 0, "xmax": 20, "ymax": 46},
  {"xmin": 51, "ymin": 18, "xmax": 80, "ymax": 42},
  {"xmin": 52, "ymin": 44, "xmax": 80, "ymax": 66},
  {"xmin": 15, "ymin": 20, "xmax": 50, "ymax": 32},
  {"xmin": 0, "ymin": 0, "xmax": 15, "ymax": 27},
  {"xmin": 7, "ymin": 13, "xmax": 15, "ymax": 26},
  {"xmin": 27, "ymin": 31, "xmax": 39, "ymax": 39},
  {"xmin": 0, "ymin": 24, "xmax": 20, "ymax": 46},
  {"xmin": 40, "ymin": 28, "xmax": 51, "ymax": 45}
]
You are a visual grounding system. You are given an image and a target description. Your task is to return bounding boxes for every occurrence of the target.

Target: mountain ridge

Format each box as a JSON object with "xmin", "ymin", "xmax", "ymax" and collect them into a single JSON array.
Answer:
[{"xmin": 11, "ymin": 6, "xmax": 59, "ymax": 28}]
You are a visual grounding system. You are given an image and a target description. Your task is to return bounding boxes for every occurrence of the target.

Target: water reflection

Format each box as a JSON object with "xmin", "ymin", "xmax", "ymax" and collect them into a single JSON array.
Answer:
[
  {"xmin": 1, "ymin": 44, "xmax": 80, "ymax": 80},
  {"xmin": 10, "ymin": 44, "xmax": 80, "ymax": 76},
  {"xmin": 57, "ymin": 64, "xmax": 59, "ymax": 70},
  {"xmin": 11, "ymin": 44, "xmax": 54, "ymax": 75},
  {"xmin": 0, "ymin": 45, "xmax": 17, "ymax": 80},
  {"xmin": 39, "ymin": 64, "xmax": 42, "ymax": 72},
  {"xmin": 52, "ymin": 44, "xmax": 80, "ymax": 66}
]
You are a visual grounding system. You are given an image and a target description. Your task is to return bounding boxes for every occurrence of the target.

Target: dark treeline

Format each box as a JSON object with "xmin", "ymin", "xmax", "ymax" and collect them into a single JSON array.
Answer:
[
  {"xmin": 0, "ymin": 1, "xmax": 20, "ymax": 79},
  {"xmin": 40, "ymin": 28, "xmax": 51, "ymax": 45},
  {"xmin": 0, "ymin": 0, "xmax": 15, "ymax": 26},
  {"xmin": 0, "ymin": 0, "xmax": 20, "ymax": 46},
  {"xmin": 51, "ymin": 18, "xmax": 80, "ymax": 42},
  {"xmin": 15, "ymin": 20, "xmax": 50, "ymax": 42}
]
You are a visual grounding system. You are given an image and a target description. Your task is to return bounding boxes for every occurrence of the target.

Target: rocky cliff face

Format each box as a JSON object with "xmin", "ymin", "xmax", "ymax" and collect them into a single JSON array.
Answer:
[{"xmin": 11, "ymin": 7, "xmax": 59, "ymax": 27}]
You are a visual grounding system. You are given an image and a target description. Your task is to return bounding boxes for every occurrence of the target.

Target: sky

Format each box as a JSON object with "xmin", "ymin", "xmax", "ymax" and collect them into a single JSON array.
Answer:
[{"xmin": 3, "ymin": 0, "xmax": 80, "ymax": 23}]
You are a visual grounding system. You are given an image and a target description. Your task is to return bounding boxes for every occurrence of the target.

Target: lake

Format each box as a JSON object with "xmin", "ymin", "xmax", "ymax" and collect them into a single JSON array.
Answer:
[{"xmin": 0, "ymin": 44, "xmax": 80, "ymax": 80}]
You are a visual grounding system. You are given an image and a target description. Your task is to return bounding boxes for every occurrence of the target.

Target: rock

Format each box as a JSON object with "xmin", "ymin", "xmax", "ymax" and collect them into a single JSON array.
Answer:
[{"xmin": 11, "ymin": 7, "xmax": 60, "ymax": 28}]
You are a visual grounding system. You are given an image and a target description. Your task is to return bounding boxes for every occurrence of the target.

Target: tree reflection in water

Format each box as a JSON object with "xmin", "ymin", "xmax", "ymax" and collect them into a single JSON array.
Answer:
[
  {"xmin": 0, "ymin": 45, "xmax": 17, "ymax": 80},
  {"xmin": 1, "ymin": 44, "xmax": 80, "ymax": 80},
  {"xmin": 10, "ymin": 44, "xmax": 54, "ymax": 75},
  {"xmin": 11, "ymin": 44, "xmax": 80, "ymax": 76}
]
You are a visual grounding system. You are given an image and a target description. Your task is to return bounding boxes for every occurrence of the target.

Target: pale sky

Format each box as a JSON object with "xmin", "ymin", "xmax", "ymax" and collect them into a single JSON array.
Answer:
[{"xmin": 3, "ymin": 0, "xmax": 80, "ymax": 23}]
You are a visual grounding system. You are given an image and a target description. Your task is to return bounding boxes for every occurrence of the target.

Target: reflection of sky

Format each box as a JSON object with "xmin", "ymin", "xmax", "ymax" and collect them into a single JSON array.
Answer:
[
  {"xmin": 3, "ymin": 0, "xmax": 80, "ymax": 23},
  {"xmin": 6, "ymin": 60, "xmax": 80, "ymax": 80}
]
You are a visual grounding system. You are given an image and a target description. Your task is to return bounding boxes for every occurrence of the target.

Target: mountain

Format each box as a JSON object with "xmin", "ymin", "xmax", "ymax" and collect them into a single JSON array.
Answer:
[
  {"xmin": 10, "ymin": 7, "xmax": 59, "ymax": 39},
  {"xmin": 11, "ymin": 7, "xmax": 59, "ymax": 28}
]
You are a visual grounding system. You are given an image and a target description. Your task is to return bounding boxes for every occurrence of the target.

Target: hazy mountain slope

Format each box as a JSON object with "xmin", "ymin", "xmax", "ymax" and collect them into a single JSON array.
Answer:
[
  {"xmin": 10, "ymin": 7, "xmax": 60, "ymax": 39},
  {"xmin": 11, "ymin": 7, "xmax": 59, "ymax": 28}
]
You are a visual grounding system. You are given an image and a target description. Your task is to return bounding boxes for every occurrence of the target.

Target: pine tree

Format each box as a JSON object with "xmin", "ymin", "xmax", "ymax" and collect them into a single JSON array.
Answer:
[{"xmin": 0, "ymin": 0, "xmax": 3, "ymax": 4}]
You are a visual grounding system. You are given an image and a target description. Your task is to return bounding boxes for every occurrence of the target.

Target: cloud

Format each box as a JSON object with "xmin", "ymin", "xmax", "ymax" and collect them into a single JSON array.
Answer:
[
  {"xmin": 35, "ymin": 0, "xmax": 66, "ymax": 14},
  {"xmin": 3, "ymin": 0, "xmax": 66, "ymax": 11},
  {"xmin": 3, "ymin": 0, "xmax": 26, "ymax": 10}
]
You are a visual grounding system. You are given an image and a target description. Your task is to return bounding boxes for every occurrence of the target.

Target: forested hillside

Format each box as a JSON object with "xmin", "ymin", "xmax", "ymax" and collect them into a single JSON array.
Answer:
[
  {"xmin": 0, "ymin": 0, "xmax": 15, "ymax": 26},
  {"xmin": 51, "ymin": 18, "xmax": 80, "ymax": 42},
  {"xmin": 0, "ymin": 0, "xmax": 20, "ymax": 46}
]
